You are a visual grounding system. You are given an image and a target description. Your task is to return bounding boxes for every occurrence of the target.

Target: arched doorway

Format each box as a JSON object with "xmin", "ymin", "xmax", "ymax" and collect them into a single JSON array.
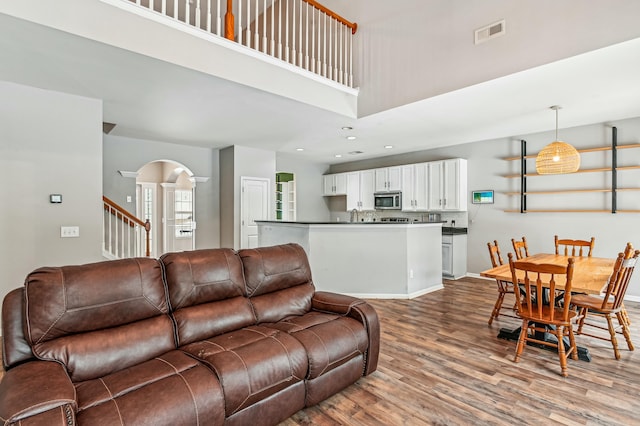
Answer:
[{"xmin": 136, "ymin": 160, "xmax": 196, "ymax": 256}]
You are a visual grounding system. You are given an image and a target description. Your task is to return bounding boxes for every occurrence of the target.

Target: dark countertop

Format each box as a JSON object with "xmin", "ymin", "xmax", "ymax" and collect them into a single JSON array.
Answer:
[
  {"xmin": 256, "ymin": 220, "xmax": 443, "ymax": 225},
  {"xmin": 442, "ymin": 227, "xmax": 468, "ymax": 235},
  {"xmin": 257, "ymin": 221, "xmax": 467, "ymax": 235}
]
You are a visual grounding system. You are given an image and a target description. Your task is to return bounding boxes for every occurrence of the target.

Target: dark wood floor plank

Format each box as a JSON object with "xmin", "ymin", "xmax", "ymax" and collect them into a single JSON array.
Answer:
[{"xmin": 283, "ymin": 277, "xmax": 640, "ymax": 425}]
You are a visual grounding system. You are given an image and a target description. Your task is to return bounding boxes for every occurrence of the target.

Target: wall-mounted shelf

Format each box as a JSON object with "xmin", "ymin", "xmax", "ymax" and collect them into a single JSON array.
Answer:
[
  {"xmin": 504, "ymin": 165, "xmax": 640, "ymax": 178},
  {"xmin": 504, "ymin": 188, "xmax": 640, "ymax": 196},
  {"xmin": 502, "ymin": 143, "xmax": 640, "ymax": 161},
  {"xmin": 504, "ymin": 209, "xmax": 622, "ymax": 213},
  {"xmin": 504, "ymin": 127, "xmax": 640, "ymax": 213}
]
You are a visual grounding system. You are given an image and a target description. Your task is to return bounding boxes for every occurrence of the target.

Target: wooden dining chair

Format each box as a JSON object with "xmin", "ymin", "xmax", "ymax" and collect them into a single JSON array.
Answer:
[
  {"xmin": 554, "ymin": 235, "xmax": 595, "ymax": 257},
  {"xmin": 487, "ymin": 240, "xmax": 518, "ymax": 325},
  {"xmin": 572, "ymin": 243, "xmax": 639, "ymax": 359},
  {"xmin": 508, "ymin": 253, "xmax": 578, "ymax": 377},
  {"xmin": 511, "ymin": 237, "xmax": 529, "ymax": 260}
]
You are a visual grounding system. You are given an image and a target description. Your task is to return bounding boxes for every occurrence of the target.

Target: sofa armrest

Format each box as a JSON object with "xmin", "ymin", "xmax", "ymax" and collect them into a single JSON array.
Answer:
[
  {"xmin": 311, "ymin": 291, "xmax": 380, "ymax": 376},
  {"xmin": 0, "ymin": 361, "xmax": 76, "ymax": 425},
  {"xmin": 311, "ymin": 291, "xmax": 364, "ymax": 315}
]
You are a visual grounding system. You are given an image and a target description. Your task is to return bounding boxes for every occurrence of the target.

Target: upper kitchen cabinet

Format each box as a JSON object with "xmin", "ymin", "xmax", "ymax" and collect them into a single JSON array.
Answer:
[
  {"xmin": 347, "ymin": 170, "xmax": 375, "ymax": 211},
  {"xmin": 323, "ymin": 173, "xmax": 347, "ymax": 196},
  {"xmin": 401, "ymin": 163, "xmax": 428, "ymax": 211},
  {"xmin": 374, "ymin": 166, "xmax": 402, "ymax": 192},
  {"xmin": 428, "ymin": 159, "xmax": 468, "ymax": 211}
]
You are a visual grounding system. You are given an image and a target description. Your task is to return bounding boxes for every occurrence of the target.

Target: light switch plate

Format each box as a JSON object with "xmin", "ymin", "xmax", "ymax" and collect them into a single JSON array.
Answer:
[{"xmin": 61, "ymin": 226, "xmax": 80, "ymax": 238}]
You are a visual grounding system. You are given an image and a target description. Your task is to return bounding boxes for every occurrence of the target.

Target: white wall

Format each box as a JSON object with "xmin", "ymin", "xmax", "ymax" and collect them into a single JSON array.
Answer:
[
  {"xmin": 103, "ymin": 134, "xmax": 220, "ymax": 250},
  {"xmin": 0, "ymin": 82, "xmax": 103, "ymax": 301},
  {"xmin": 220, "ymin": 145, "xmax": 276, "ymax": 248},
  {"xmin": 276, "ymin": 153, "xmax": 331, "ymax": 222},
  {"xmin": 328, "ymin": 116, "xmax": 640, "ymax": 299},
  {"xmin": 322, "ymin": 0, "xmax": 640, "ymax": 116}
]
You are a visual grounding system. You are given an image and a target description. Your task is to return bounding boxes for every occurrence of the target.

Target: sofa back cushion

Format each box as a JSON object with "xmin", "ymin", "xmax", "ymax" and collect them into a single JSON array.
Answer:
[
  {"xmin": 239, "ymin": 243, "xmax": 314, "ymax": 323},
  {"xmin": 24, "ymin": 258, "xmax": 174, "ymax": 382},
  {"xmin": 161, "ymin": 248, "xmax": 255, "ymax": 345}
]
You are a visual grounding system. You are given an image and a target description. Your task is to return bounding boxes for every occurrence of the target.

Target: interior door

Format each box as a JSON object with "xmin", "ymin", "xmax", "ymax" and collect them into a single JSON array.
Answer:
[
  {"xmin": 136, "ymin": 182, "xmax": 157, "ymax": 257},
  {"xmin": 173, "ymin": 188, "xmax": 195, "ymax": 252},
  {"xmin": 241, "ymin": 177, "xmax": 270, "ymax": 249},
  {"xmin": 161, "ymin": 182, "xmax": 196, "ymax": 255},
  {"xmin": 162, "ymin": 183, "xmax": 176, "ymax": 253}
]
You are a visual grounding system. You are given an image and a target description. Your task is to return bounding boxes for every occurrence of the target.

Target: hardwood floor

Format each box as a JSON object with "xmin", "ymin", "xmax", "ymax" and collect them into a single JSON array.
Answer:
[
  {"xmin": 2, "ymin": 277, "xmax": 637, "ymax": 425},
  {"xmin": 282, "ymin": 277, "xmax": 640, "ymax": 426}
]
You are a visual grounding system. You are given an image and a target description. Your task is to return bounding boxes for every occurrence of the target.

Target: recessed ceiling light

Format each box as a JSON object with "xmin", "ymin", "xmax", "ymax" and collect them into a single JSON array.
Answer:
[
  {"xmin": 384, "ymin": 145, "xmax": 393, "ymax": 149},
  {"xmin": 346, "ymin": 136, "xmax": 357, "ymax": 140},
  {"xmin": 335, "ymin": 154, "xmax": 342, "ymax": 158},
  {"xmin": 341, "ymin": 126, "xmax": 353, "ymax": 131},
  {"xmin": 296, "ymin": 148, "xmax": 304, "ymax": 151}
]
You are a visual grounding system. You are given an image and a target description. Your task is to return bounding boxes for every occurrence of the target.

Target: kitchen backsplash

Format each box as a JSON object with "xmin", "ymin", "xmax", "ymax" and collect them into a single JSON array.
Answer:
[{"xmin": 330, "ymin": 210, "xmax": 469, "ymax": 227}]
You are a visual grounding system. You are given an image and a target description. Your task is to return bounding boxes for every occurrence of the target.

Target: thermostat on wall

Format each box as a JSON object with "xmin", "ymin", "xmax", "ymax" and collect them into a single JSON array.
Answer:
[{"xmin": 50, "ymin": 194, "xmax": 62, "ymax": 203}]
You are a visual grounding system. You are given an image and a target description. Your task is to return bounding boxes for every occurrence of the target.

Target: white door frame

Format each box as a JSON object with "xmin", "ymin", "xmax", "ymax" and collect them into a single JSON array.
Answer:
[{"xmin": 136, "ymin": 182, "xmax": 157, "ymax": 258}]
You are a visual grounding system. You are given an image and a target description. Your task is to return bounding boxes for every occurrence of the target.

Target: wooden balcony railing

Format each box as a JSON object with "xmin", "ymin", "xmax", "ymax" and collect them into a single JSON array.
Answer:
[
  {"xmin": 103, "ymin": 195, "xmax": 151, "ymax": 258},
  {"xmin": 126, "ymin": 0, "xmax": 357, "ymax": 87}
]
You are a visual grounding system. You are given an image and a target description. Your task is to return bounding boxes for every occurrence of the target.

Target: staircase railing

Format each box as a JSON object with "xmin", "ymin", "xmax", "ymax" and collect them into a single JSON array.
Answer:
[
  {"xmin": 103, "ymin": 196, "xmax": 151, "ymax": 259},
  {"xmin": 124, "ymin": 0, "xmax": 357, "ymax": 87}
]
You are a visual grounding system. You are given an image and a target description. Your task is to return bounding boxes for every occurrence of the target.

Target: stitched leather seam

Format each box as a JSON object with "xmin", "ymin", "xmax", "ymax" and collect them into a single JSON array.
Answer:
[
  {"xmin": 157, "ymin": 357, "xmax": 200, "ymax": 426},
  {"xmin": 201, "ymin": 340, "xmax": 226, "ymax": 351},
  {"xmin": 0, "ymin": 397, "xmax": 75, "ymax": 423},
  {"xmin": 135, "ymin": 259, "xmax": 165, "ymax": 315},
  {"xmin": 32, "ymin": 269, "xmax": 67, "ymax": 345},
  {"xmin": 225, "ymin": 349, "xmax": 252, "ymax": 414},
  {"xmin": 305, "ymin": 329, "xmax": 330, "ymax": 377},
  {"xmin": 266, "ymin": 332, "xmax": 304, "ymax": 381},
  {"xmin": 98, "ymin": 378, "xmax": 124, "ymax": 426}
]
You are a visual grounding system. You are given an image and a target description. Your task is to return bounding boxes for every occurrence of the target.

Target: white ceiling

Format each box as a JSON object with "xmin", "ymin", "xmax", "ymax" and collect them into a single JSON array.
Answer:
[{"xmin": 2, "ymin": 12, "xmax": 640, "ymax": 165}]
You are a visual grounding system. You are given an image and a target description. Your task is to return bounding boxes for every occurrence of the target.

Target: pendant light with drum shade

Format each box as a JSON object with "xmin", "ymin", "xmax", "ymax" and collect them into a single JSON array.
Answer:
[{"xmin": 535, "ymin": 106, "xmax": 580, "ymax": 174}]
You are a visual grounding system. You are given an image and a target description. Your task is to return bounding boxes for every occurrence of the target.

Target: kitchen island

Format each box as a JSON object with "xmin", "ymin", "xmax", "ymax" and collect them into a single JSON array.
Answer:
[{"xmin": 257, "ymin": 221, "xmax": 443, "ymax": 298}]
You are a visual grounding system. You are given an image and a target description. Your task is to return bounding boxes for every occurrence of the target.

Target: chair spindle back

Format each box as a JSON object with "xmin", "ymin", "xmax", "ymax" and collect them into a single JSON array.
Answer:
[{"xmin": 554, "ymin": 235, "xmax": 595, "ymax": 257}]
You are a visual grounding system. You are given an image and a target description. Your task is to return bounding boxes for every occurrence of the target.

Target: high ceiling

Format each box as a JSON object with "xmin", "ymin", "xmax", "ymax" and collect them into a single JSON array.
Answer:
[{"xmin": 2, "ymin": 10, "xmax": 640, "ymax": 165}]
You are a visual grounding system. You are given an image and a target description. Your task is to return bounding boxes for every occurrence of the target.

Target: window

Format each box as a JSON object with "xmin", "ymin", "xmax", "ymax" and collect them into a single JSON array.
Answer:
[{"xmin": 174, "ymin": 189, "xmax": 193, "ymax": 238}]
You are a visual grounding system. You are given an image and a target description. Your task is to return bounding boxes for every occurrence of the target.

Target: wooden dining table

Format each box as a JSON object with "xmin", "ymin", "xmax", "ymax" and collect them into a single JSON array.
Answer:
[
  {"xmin": 480, "ymin": 253, "xmax": 617, "ymax": 361},
  {"xmin": 480, "ymin": 253, "xmax": 615, "ymax": 294}
]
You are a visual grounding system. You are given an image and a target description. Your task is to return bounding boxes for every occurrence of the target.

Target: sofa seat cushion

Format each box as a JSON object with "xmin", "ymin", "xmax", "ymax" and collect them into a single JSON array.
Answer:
[
  {"xmin": 265, "ymin": 312, "xmax": 369, "ymax": 379},
  {"xmin": 75, "ymin": 350, "xmax": 225, "ymax": 426},
  {"xmin": 180, "ymin": 325, "xmax": 308, "ymax": 417}
]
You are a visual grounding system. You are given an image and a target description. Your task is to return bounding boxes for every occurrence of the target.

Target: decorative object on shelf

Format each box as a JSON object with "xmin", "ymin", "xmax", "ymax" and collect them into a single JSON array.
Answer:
[{"xmin": 536, "ymin": 106, "xmax": 581, "ymax": 175}]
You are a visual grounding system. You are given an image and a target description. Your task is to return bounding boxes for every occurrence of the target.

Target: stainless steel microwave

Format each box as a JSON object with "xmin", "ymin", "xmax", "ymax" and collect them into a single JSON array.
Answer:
[{"xmin": 374, "ymin": 191, "xmax": 402, "ymax": 210}]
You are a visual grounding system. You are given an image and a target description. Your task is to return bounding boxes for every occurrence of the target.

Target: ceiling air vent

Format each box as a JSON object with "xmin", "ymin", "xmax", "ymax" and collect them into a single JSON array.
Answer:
[
  {"xmin": 474, "ymin": 19, "xmax": 505, "ymax": 44},
  {"xmin": 348, "ymin": 151, "xmax": 363, "ymax": 155}
]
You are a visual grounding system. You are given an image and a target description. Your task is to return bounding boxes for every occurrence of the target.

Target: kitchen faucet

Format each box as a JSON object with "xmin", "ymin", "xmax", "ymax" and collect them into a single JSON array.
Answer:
[{"xmin": 350, "ymin": 208, "xmax": 358, "ymax": 223}]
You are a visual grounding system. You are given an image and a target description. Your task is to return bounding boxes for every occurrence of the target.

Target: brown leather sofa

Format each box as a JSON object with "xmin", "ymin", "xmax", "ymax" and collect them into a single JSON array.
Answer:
[{"xmin": 0, "ymin": 243, "xmax": 379, "ymax": 426}]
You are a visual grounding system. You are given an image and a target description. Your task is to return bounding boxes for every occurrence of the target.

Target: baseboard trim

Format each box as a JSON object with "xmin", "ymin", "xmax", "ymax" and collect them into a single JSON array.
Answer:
[
  {"xmin": 466, "ymin": 273, "xmax": 640, "ymax": 302},
  {"xmin": 465, "ymin": 272, "xmax": 492, "ymax": 280},
  {"xmin": 342, "ymin": 284, "xmax": 444, "ymax": 300}
]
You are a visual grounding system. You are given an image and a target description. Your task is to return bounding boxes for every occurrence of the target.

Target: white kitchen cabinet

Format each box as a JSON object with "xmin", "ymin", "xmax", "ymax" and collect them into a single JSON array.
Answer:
[
  {"xmin": 346, "ymin": 170, "xmax": 375, "ymax": 211},
  {"xmin": 428, "ymin": 159, "xmax": 467, "ymax": 211},
  {"xmin": 401, "ymin": 163, "xmax": 428, "ymax": 211},
  {"xmin": 442, "ymin": 234, "xmax": 467, "ymax": 279},
  {"xmin": 374, "ymin": 166, "xmax": 402, "ymax": 192},
  {"xmin": 322, "ymin": 173, "xmax": 347, "ymax": 196}
]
